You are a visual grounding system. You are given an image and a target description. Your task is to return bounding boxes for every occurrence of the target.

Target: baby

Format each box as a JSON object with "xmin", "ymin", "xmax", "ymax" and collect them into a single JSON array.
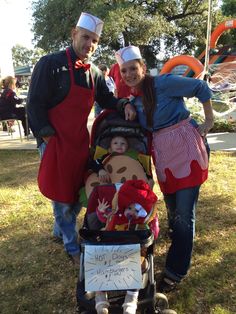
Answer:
[
  {"xmin": 89, "ymin": 135, "xmax": 153, "ymax": 187},
  {"xmin": 86, "ymin": 179, "xmax": 159, "ymax": 314}
]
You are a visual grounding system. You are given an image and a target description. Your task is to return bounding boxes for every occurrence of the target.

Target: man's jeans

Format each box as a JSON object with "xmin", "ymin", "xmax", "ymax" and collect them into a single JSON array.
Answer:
[
  {"xmin": 163, "ymin": 186, "xmax": 200, "ymax": 282},
  {"xmin": 38, "ymin": 142, "xmax": 81, "ymax": 256}
]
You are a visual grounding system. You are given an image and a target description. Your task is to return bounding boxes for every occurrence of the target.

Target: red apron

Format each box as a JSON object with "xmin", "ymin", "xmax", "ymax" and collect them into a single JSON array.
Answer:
[{"xmin": 38, "ymin": 48, "xmax": 94, "ymax": 203}]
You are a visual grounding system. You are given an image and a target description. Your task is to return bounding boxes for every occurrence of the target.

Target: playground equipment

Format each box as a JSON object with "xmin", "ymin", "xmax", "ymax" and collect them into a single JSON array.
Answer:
[
  {"xmin": 160, "ymin": 19, "xmax": 236, "ymax": 79},
  {"xmin": 160, "ymin": 19, "xmax": 236, "ymax": 120}
]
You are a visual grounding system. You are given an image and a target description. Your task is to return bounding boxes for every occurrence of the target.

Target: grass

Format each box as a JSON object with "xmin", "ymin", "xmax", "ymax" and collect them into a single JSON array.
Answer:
[{"xmin": 0, "ymin": 150, "xmax": 236, "ymax": 314}]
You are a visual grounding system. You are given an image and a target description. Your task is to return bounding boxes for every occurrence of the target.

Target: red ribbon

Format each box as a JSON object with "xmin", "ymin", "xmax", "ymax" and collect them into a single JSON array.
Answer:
[{"xmin": 75, "ymin": 59, "xmax": 91, "ymax": 71}]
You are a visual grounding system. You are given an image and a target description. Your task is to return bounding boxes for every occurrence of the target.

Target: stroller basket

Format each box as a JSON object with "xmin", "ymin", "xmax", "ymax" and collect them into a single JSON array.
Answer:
[
  {"xmin": 79, "ymin": 229, "xmax": 154, "ymax": 247},
  {"xmin": 77, "ymin": 229, "xmax": 156, "ymax": 314}
]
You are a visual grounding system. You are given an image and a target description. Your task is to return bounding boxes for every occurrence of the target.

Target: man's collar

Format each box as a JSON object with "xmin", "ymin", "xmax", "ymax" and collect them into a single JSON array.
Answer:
[
  {"xmin": 69, "ymin": 46, "xmax": 89, "ymax": 64},
  {"xmin": 69, "ymin": 46, "xmax": 78, "ymax": 63}
]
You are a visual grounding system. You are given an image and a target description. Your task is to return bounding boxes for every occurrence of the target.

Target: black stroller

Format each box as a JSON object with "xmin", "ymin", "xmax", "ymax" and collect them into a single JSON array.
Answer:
[{"xmin": 76, "ymin": 110, "xmax": 177, "ymax": 314}]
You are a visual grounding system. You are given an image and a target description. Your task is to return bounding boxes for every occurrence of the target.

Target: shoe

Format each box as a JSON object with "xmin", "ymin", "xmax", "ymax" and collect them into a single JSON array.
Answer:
[
  {"xmin": 157, "ymin": 274, "xmax": 179, "ymax": 293},
  {"xmin": 67, "ymin": 253, "xmax": 80, "ymax": 269},
  {"xmin": 95, "ymin": 292, "xmax": 109, "ymax": 314},
  {"xmin": 72, "ymin": 253, "xmax": 80, "ymax": 267},
  {"xmin": 51, "ymin": 235, "xmax": 63, "ymax": 244},
  {"xmin": 122, "ymin": 291, "xmax": 138, "ymax": 314}
]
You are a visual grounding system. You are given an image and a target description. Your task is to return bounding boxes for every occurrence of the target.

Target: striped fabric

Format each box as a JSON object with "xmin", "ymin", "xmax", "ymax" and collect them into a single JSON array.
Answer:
[{"xmin": 152, "ymin": 118, "xmax": 208, "ymax": 194}]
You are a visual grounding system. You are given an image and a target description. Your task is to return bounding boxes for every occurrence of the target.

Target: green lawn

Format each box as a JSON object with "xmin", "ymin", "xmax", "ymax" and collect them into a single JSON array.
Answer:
[{"xmin": 0, "ymin": 150, "xmax": 235, "ymax": 314}]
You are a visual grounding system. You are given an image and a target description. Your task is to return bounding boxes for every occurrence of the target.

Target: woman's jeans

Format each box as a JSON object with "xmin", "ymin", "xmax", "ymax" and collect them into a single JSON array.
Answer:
[
  {"xmin": 163, "ymin": 185, "xmax": 200, "ymax": 282},
  {"xmin": 38, "ymin": 142, "xmax": 81, "ymax": 256}
]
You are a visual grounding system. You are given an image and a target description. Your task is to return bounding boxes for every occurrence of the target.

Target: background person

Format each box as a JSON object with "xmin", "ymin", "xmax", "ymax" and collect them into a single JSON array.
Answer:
[
  {"xmin": 94, "ymin": 63, "xmax": 116, "ymax": 117},
  {"xmin": 27, "ymin": 12, "xmax": 136, "ymax": 267},
  {"xmin": 109, "ymin": 62, "xmax": 132, "ymax": 98},
  {"xmin": 115, "ymin": 45, "xmax": 214, "ymax": 292},
  {"xmin": 0, "ymin": 76, "xmax": 30, "ymax": 137}
]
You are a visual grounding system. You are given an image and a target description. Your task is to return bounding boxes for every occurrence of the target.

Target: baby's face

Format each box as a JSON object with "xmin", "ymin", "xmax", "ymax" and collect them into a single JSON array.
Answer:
[
  {"xmin": 124, "ymin": 204, "xmax": 138, "ymax": 221},
  {"xmin": 110, "ymin": 136, "xmax": 128, "ymax": 154}
]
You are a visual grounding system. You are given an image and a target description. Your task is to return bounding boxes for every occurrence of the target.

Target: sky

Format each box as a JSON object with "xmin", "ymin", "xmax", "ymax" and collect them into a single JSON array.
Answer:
[
  {"xmin": 0, "ymin": 0, "xmax": 34, "ymax": 49},
  {"xmin": 0, "ymin": 0, "xmax": 34, "ymax": 76}
]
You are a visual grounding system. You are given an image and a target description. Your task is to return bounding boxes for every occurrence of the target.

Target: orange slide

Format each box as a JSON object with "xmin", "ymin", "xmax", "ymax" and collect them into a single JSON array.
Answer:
[
  {"xmin": 160, "ymin": 55, "xmax": 204, "ymax": 78},
  {"xmin": 160, "ymin": 19, "xmax": 236, "ymax": 77}
]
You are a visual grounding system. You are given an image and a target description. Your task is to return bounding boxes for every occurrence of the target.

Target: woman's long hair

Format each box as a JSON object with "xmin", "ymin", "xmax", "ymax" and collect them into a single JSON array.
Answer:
[{"xmin": 138, "ymin": 60, "xmax": 156, "ymax": 128}]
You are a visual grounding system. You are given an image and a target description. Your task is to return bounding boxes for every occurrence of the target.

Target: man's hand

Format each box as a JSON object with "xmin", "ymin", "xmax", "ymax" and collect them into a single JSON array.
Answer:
[
  {"xmin": 124, "ymin": 103, "xmax": 136, "ymax": 121},
  {"xmin": 42, "ymin": 136, "xmax": 52, "ymax": 143}
]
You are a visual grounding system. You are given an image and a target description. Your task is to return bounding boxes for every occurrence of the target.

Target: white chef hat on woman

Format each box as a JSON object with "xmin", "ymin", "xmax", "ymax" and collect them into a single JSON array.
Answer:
[{"xmin": 115, "ymin": 45, "xmax": 142, "ymax": 66}]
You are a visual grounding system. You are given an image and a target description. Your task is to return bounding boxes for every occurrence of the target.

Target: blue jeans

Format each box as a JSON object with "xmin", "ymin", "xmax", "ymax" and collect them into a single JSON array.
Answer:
[
  {"xmin": 163, "ymin": 186, "xmax": 200, "ymax": 282},
  {"xmin": 94, "ymin": 102, "xmax": 102, "ymax": 118},
  {"xmin": 38, "ymin": 142, "xmax": 81, "ymax": 256}
]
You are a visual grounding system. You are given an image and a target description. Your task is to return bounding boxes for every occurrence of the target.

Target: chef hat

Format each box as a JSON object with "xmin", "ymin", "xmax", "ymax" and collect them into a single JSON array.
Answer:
[
  {"xmin": 76, "ymin": 12, "xmax": 104, "ymax": 37},
  {"xmin": 117, "ymin": 180, "xmax": 157, "ymax": 214},
  {"xmin": 115, "ymin": 45, "xmax": 142, "ymax": 66}
]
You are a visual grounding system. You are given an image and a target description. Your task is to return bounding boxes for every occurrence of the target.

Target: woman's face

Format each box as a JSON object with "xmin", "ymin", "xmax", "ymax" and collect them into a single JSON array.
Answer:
[{"xmin": 119, "ymin": 60, "xmax": 146, "ymax": 88}]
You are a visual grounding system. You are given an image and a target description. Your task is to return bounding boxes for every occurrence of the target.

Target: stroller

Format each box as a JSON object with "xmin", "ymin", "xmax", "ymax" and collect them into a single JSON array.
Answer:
[{"xmin": 76, "ymin": 110, "xmax": 177, "ymax": 314}]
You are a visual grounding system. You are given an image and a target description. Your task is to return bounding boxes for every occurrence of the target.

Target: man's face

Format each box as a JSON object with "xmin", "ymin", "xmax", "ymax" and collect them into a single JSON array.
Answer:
[{"xmin": 72, "ymin": 27, "xmax": 99, "ymax": 60}]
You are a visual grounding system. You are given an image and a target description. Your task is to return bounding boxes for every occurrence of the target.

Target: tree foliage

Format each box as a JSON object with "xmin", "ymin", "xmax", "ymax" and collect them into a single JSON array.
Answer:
[
  {"xmin": 12, "ymin": 45, "xmax": 45, "ymax": 68},
  {"xmin": 31, "ymin": 0, "xmax": 224, "ymax": 67},
  {"xmin": 220, "ymin": 0, "xmax": 236, "ymax": 46}
]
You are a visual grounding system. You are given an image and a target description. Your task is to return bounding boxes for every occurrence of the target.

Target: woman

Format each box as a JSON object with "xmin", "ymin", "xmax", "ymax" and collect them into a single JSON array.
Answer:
[
  {"xmin": 0, "ymin": 76, "xmax": 30, "ymax": 136},
  {"xmin": 115, "ymin": 46, "xmax": 214, "ymax": 292}
]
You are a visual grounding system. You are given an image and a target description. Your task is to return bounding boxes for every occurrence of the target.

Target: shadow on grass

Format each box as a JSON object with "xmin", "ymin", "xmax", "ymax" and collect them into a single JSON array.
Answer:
[
  {"xmin": 0, "ymin": 150, "xmax": 39, "ymax": 187},
  {"xmin": 0, "ymin": 229, "xmax": 78, "ymax": 314},
  {"xmin": 197, "ymin": 193, "xmax": 236, "ymax": 235},
  {"xmin": 169, "ymin": 250, "xmax": 236, "ymax": 314}
]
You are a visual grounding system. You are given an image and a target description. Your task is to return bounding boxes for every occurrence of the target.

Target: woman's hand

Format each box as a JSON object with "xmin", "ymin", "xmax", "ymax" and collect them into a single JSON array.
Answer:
[
  {"xmin": 124, "ymin": 103, "xmax": 136, "ymax": 120},
  {"xmin": 198, "ymin": 99, "xmax": 214, "ymax": 137},
  {"xmin": 197, "ymin": 118, "xmax": 214, "ymax": 137}
]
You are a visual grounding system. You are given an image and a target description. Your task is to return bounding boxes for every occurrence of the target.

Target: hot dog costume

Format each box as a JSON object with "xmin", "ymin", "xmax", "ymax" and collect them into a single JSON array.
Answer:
[{"xmin": 86, "ymin": 179, "xmax": 159, "ymax": 239}]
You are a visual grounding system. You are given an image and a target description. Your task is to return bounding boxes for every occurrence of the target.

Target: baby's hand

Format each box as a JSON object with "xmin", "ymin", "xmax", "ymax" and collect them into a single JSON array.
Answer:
[
  {"xmin": 98, "ymin": 198, "xmax": 110, "ymax": 213},
  {"xmin": 98, "ymin": 169, "xmax": 111, "ymax": 183}
]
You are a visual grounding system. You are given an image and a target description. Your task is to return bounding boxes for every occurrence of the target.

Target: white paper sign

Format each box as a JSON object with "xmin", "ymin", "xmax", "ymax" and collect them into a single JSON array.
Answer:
[{"xmin": 84, "ymin": 244, "xmax": 143, "ymax": 291}]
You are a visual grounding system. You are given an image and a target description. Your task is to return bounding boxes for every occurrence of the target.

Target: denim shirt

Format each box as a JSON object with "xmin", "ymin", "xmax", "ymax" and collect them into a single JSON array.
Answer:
[{"xmin": 132, "ymin": 74, "xmax": 212, "ymax": 132}]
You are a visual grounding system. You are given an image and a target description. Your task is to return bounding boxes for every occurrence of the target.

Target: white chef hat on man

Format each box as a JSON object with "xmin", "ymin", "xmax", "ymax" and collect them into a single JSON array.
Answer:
[
  {"xmin": 115, "ymin": 45, "xmax": 142, "ymax": 66},
  {"xmin": 76, "ymin": 12, "xmax": 104, "ymax": 37}
]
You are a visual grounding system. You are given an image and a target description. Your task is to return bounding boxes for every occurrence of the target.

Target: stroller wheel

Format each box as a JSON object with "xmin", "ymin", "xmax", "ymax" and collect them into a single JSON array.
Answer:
[
  {"xmin": 142, "ymin": 292, "xmax": 169, "ymax": 314},
  {"xmin": 155, "ymin": 293, "xmax": 169, "ymax": 310},
  {"xmin": 76, "ymin": 305, "xmax": 95, "ymax": 314}
]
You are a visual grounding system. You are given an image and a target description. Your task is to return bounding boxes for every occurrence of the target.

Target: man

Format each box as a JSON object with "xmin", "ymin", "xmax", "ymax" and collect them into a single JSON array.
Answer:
[{"xmin": 27, "ymin": 12, "xmax": 136, "ymax": 266}]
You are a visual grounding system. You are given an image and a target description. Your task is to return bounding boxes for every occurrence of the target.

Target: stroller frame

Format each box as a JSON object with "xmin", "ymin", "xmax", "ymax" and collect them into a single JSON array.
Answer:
[
  {"xmin": 76, "ymin": 110, "xmax": 177, "ymax": 314},
  {"xmin": 76, "ymin": 229, "xmax": 170, "ymax": 314}
]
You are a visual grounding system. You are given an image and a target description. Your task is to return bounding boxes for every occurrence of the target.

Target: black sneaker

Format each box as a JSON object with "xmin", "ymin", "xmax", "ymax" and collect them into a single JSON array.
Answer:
[
  {"xmin": 51, "ymin": 235, "xmax": 63, "ymax": 244},
  {"xmin": 157, "ymin": 274, "xmax": 179, "ymax": 293}
]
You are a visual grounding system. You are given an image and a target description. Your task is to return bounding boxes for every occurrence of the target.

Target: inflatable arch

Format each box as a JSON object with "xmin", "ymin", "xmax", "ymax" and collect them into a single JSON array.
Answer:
[
  {"xmin": 160, "ymin": 55, "xmax": 204, "ymax": 77},
  {"xmin": 210, "ymin": 19, "xmax": 236, "ymax": 48}
]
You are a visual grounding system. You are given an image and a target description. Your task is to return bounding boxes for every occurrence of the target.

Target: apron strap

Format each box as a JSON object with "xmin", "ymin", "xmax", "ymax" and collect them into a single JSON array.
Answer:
[{"xmin": 66, "ymin": 48, "xmax": 75, "ymax": 85}]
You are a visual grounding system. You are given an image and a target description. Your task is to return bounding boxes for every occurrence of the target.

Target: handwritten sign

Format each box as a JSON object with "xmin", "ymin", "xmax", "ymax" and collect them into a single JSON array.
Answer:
[{"xmin": 84, "ymin": 244, "xmax": 143, "ymax": 291}]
